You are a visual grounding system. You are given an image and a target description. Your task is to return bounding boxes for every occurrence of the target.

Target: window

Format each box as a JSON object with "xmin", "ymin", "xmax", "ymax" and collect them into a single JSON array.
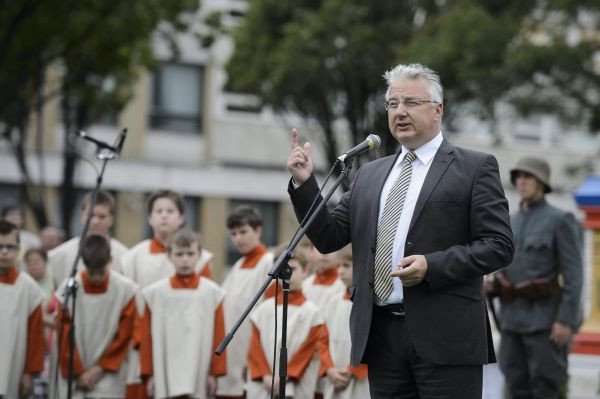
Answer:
[
  {"xmin": 0, "ymin": 184, "xmax": 21, "ymax": 207},
  {"xmin": 150, "ymin": 63, "xmax": 204, "ymax": 133}
]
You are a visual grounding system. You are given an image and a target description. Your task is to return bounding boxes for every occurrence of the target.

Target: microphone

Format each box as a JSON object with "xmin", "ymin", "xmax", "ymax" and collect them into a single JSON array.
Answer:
[
  {"xmin": 113, "ymin": 128, "xmax": 128, "ymax": 155},
  {"xmin": 76, "ymin": 130, "xmax": 118, "ymax": 152},
  {"xmin": 337, "ymin": 134, "xmax": 381, "ymax": 161}
]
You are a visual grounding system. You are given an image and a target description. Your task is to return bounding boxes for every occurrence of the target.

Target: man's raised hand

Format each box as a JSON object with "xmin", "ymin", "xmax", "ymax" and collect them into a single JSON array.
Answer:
[{"xmin": 287, "ymin": 128, "xmax": 313, "ymax": 185}]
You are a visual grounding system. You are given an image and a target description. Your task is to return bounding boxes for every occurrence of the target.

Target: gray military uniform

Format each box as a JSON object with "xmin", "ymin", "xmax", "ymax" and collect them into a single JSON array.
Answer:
[{"xmin": 499, "ymin": 197, "xmax": 583, "ymax": 399}]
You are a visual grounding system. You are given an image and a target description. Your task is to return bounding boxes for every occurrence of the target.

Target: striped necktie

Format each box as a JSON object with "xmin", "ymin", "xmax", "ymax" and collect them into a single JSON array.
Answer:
[{"xmin": 373, "ymin": 150, "xmax": 416, "ymax": 301}]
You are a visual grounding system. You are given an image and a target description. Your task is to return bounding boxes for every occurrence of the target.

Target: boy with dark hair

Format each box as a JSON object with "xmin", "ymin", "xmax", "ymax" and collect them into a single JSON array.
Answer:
[
  {"xmin": 138, "ymin": 228, "xmax": 226, "ymax": 398},
  {"xmin": 1, "ymin": 199, "xmax": 41, "ymax": 256},
  {"xmin": 226, "ymin": 205, "xmax": 263, "ymax": 231},
  {"xmin": 48, "ymin": 190, "xmax": 129, "ymax": 286},
  {"xmin": 0, "ymin": 221, "xmax": 45, "ymax": 398},
  {"xmin": 55, "ymin": 234, "xmax": 137, "ymax": 398},
  {"xmin": 247, "ymin": 246, "xmax": 330, "ymax": 399},
  {"xmin": 216, "ymin": 205, "xmax": 274, "ymax": 399}
]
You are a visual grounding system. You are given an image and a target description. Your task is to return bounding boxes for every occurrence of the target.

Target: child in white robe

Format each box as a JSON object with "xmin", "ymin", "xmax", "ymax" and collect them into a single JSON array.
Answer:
[
  {"xmin": 48, "ymin": 191, "xmax": 128, "ymax": 287},
  {"xmin": 247, "ymin": 247, "xmax": 329, "ymax": 399},
  {"xmin": 25, "ymin": 248, "xmax": 58, "ymax": 398},
  {"xmin": 302, "ymin": 246, "xmax": 346, "ymax": 312},
  {"xmin": 138, "ymin": 228, "xmax": 226, "ymax": 399},
  {"xmin": 0, "ymin": 221, "xmax": 45, "ymax": 398},
  {"xmin": 55, "ymin": 234, "xmax": 136, "ymax": 399},
  {"xmin": 121, "ymin": 189, "xmax": 212, "ymax": 398},
  {"xmin": 121, "ymin": 189, "xmax": 215, "ymax": 290},
  {"xmin": 322, "ymin": 246, "xmax": 369, "ymax": 399},
  {"xmin": 301, "ymin": 246, "xmax": 345, "ymax": 396},
  {"xmin": 216, "ymin": 206, "xmax": 274, "ymax": 399}
]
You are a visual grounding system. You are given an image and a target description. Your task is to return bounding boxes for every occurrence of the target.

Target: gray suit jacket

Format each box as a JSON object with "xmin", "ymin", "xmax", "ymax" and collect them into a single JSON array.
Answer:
[{"xmin": 289, "ymin": 139, "xmax": 514, "ymax": 366}]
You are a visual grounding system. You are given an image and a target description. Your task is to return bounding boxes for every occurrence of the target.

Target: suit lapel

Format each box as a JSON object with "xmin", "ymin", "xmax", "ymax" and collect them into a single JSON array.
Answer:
[{"xmin": 408, "ymin": 139, "xmax": 455, "ymax": 233}]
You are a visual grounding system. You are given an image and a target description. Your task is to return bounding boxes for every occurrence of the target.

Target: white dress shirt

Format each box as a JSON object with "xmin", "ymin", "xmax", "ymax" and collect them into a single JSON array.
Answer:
[{"xmin": 376, "ymin": 132, "xmax": 443, "ymax": 305}]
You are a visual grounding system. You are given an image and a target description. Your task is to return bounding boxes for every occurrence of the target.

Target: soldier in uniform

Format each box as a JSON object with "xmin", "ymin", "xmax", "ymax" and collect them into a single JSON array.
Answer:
[{"xmin": 491, "ymin": 157, "xmax": 583, "ymax": 399}]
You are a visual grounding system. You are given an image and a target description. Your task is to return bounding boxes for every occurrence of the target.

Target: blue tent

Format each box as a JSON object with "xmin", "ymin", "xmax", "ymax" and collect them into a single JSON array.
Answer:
[{"xmin": 574, "ymin": 176, "xmax": 600, "ymax": 206}]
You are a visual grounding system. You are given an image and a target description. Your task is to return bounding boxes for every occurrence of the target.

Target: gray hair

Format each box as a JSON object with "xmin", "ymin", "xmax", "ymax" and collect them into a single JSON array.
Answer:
[{"xmin": 383, "ymin": 63, "xmax": 444, "ymax": 105}]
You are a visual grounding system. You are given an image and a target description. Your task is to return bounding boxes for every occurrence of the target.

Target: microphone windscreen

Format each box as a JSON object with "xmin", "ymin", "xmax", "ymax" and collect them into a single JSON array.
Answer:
[{"xmin": 367, "ymin": 134, "xmax": 381, "ymax": 149}]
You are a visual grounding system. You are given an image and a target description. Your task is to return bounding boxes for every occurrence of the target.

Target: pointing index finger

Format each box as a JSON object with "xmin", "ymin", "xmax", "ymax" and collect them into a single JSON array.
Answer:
[{"xmin": 291, "ymin": 128, "xmax": 299, "ymax": 149}]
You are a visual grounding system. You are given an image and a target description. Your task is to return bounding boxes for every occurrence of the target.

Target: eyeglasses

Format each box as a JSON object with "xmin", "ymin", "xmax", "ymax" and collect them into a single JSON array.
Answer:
[
  {"xmin": 0, "ymin": 244, "xmax": 18, "ymax": 252},
  {"xmin": 384, "ymin": 97, "xmax": 439, "ymax": 110}
]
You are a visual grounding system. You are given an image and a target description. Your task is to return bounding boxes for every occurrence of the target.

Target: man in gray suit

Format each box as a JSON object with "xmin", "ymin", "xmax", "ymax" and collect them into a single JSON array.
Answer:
[
  {"xmin": 287, "ymin": 63, "xmax": 514, "ymax": 398},
  {"xmin": 493, "ymin": 157, "xmax": 582, "ymax": 399}
]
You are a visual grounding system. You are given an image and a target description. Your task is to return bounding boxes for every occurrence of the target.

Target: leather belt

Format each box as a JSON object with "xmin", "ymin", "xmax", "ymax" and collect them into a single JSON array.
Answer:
[{"xmin": 375, "ymin": 302, "xmax": 405, "ymax": 318}]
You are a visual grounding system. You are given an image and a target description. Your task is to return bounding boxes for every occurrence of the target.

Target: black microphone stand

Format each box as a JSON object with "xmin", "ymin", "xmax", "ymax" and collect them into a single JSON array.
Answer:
[
  {"xmin": 60, "ymin": 133, "xmax": 123, "ymax": 399},
  {"xmin": 215, "ymin": 157, "xmax": 355, "ymax": 398}
]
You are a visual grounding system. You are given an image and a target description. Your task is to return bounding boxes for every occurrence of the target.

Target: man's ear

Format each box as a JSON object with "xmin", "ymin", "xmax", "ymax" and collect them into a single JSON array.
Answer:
[{"xmin": 435, "ymin": 103, "xmax": 443, "ymax": 121}]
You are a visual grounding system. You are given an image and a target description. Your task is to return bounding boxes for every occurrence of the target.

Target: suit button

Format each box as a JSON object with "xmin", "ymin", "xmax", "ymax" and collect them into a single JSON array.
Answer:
[
  {"xmin": 370, "ymin": 246, "xmax": 376, "ymax": 254},
  {"xmin": 406, "ymin": 241, "xmax": 413, "ymax": 246},
  {"xmin": 369, "ymin": 281, "xmax": 374, "ymax": 288}
]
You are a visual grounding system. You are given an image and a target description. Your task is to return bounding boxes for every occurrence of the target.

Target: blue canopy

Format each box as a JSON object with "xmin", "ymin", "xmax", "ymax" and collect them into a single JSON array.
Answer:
[{"xmin": 574, "ymin": 176, "xmax": 600, "ymax": 206}]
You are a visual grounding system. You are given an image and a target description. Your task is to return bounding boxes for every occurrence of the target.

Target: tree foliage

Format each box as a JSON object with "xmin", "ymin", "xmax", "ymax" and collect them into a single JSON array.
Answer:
[
  {"xmin": 225, "ymin": 0, "xmax": 600, "ymax": 167},
  {"xmin": 0, "ymin": 0, "xmax": 197, "ymax": 233},
  {"xmin": 226, "ymin": 0, "xmax": 417, "ymax": 165}
]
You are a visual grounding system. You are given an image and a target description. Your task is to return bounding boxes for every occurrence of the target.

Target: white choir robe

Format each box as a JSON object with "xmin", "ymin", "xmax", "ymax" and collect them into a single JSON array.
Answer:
[
  {"xmin": 302, "ymin": 267, "xmax": 346, "ymax": 394},
  {"xmin": 120, "ymin": 238, "xmax": 214, "ymax": 385},
  {"xmin": 216, "ymin": 245, "xmax": 274, "ymax": 397},
  {"xmin": 301, "ymin": 268, "xmax": 346, "ymax": 310},
  {"xmin": 0, "ymin": 268, "xmax": 45, "ymax": 398},
  {"xmin": 48, "ymin": 236, "xmax": 128, "ymax": 286},
  {"xmin": 246, "ymin": 292, "xmax": 327, "ymax": 399},
  {"xmin": 54, "ymin": 270, "xmax": 137, "ymax": 399},
  {"xmin": 322, "ymin": 291, "xmax": 370, "ymax": 399},
  {"xmin": 121, "ymin": 239, "xmax": 214, "ymax": 296},
  {"xmin": 141, "ymin": 275, "xmax": 226, "ymax": 399}
]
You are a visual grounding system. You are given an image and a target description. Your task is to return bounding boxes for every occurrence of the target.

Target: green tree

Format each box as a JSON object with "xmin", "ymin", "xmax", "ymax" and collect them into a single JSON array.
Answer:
[
  {"xmin": 0, "ymin": 0, "xmax": 197, "ymax": 234},
  {"xmin": 226, "ymin": 0, "xmax": 429, "ymax": 169},
  {"xmin": 401, "ymin": 0, "xmax": 600, "ymax": 136},
  {"xmin": 225, "ymin": 0, "xmax": 600, "ymax": 167}
]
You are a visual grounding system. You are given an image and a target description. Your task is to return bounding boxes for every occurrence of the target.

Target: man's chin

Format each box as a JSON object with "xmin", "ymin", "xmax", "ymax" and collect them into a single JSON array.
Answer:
[{"xmin": 392, "ymin": 131, "xmax": 416, "ymax": 144}]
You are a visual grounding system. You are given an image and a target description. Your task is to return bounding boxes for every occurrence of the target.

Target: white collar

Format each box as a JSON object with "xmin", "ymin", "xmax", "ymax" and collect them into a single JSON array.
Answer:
[{"xmin": 399, "ymin": 131, "xmax": 443, "ymax": 166}]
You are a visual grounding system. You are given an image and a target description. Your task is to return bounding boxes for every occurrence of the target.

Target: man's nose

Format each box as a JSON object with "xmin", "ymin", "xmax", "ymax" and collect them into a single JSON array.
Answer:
[{"xmin": 392, "ymin": 105, "xmax": 408, "ymax": 116}]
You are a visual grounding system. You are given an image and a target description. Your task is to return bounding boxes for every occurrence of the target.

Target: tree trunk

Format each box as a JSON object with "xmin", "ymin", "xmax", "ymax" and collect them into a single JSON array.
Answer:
[{"xmin": 60, "ymin": 92, "xmax": 77, "ymax": 237}]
